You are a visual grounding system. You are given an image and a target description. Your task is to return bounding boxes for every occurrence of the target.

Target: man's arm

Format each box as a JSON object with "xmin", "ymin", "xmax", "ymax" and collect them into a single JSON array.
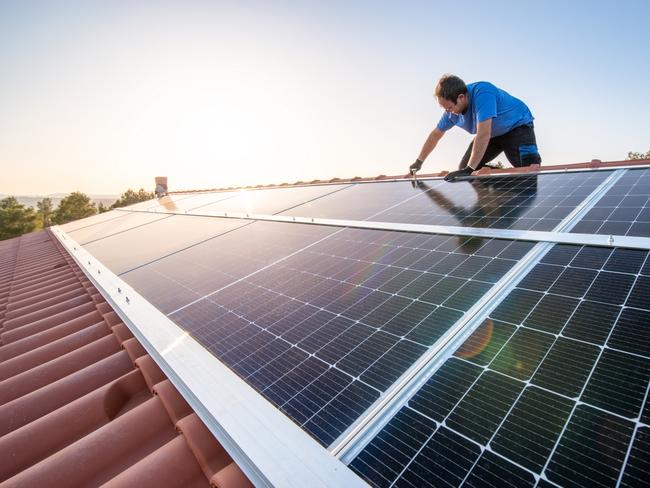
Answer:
[
  {"xmin": 465, "ymin": 118, "xmax": 492, "ymax": 170},
  {"xmin": 418, "ymin": 127, "xmax": 445, "ymax": 162},
  {"xmin": 443, "ymin": 118, "xmax": 493, "ymax": 181},
  {"xmin": 410, "ymin": 128, "xmax": 445, "ymax": 173}
]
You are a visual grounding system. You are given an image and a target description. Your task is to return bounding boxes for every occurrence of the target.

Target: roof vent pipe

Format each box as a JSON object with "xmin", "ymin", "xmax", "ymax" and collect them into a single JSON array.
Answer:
[{"xmin": 155, "ymin": 176, "xmax": 168, "ymax": 198}]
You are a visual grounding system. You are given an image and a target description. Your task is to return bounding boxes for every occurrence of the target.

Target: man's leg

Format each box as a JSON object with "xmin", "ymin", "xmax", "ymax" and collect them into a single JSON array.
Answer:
[
  {"xmin": 502, "ymin": 124, "xmax": 542, "ymax": 167},
  {"xmin": 458, "ymin": 138, "xmax": 504, "ymax": 170}
]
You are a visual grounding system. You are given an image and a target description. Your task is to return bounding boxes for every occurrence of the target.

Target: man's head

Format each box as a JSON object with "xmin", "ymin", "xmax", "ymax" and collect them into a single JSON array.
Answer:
[{"xmin": 435, "ymin": 74, "xmax": 469, "ymax": 115}]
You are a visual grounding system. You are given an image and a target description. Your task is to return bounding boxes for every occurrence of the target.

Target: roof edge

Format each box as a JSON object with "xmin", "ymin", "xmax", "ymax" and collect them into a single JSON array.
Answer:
[{"xmin": 167, "ymin": 158, "xmax": 650, "ymax": 194}]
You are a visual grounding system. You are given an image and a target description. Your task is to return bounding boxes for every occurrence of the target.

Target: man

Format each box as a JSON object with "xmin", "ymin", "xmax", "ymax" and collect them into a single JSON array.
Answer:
[{"xmin": 409, "ymin": 75, "xmax": 541, "ymax": 181}]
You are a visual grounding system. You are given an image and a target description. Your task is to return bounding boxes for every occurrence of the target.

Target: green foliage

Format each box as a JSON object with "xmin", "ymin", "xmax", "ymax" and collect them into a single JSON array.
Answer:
[
  {"xmin": 52, "ymin": 192, "xmax": 97, "ymax": 225},
  {"xmin": 0, "ymin": 197, "xmax": 37, "ymax": 240},
  {"xmin": 627, "ymin": 150, "xmax": 650, "ymax": 160},
  {"xmin": 36, "ymin": 197, "xmax": 54, "ymax": 228},
  {"xmin": 111, "ymin": 188, "xmax": 154, "ymax": 209},
  {"xmin": 97, "ymin": 202, "xmax": 109, "ymax": 213}
]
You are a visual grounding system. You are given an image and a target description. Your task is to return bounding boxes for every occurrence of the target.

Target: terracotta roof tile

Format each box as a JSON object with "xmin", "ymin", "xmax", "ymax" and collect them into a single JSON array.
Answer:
[{"xmin": 0, "ymin": 230, "xmax": 252, "ymax": 488}]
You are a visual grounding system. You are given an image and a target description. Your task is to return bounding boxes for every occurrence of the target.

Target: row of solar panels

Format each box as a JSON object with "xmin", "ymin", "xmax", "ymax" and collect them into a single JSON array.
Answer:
[{"xmin": 60, "ymin": 167, "xmax": 650, "ymax": 488}]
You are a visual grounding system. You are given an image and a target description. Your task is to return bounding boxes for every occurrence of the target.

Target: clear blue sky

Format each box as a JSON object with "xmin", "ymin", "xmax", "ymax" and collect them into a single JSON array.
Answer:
[{"xmin": 1, "ymin": 0, "xmax": 649, "ymax": 194}]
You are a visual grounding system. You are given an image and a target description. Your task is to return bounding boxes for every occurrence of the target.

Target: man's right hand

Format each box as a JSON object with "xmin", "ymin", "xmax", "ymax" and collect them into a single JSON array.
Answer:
[{"xmin": 409, "ymin": 159, "xmax": 423, "ymax": 174}]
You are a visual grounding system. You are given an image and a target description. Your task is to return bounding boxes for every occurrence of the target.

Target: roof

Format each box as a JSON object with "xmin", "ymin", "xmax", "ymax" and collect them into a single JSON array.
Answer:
[
  {"xmin": 2, "ymin": 157, "xmax": 650, "ymax": 488},
  {"xmin": 167, "ymin": 158, "xmax": 650, "ymax": 194},
  {"xmin": 0, "ymin": 230, "xmax": 253, "ymax": 487}
]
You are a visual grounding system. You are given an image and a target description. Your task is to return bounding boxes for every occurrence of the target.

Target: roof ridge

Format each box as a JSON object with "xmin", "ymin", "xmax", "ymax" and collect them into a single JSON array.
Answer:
[{"xmin": 167, "ymin": 158, "xmax": 650, "ymax": 195}]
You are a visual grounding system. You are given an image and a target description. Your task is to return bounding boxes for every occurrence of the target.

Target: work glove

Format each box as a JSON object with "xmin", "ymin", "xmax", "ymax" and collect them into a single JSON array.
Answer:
[
  {"xmin": 444, "ymin": 166, "xmax": 474, "ymax": 181},
  {"xmin": 409, "ymin": 159, "xmax": 423, "ymax": 174}
]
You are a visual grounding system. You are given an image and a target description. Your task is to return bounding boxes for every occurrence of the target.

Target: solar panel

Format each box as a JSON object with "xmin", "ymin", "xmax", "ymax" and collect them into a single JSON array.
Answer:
[
  {"xmin": 281, "ymin": 172, "xmax": 611, "ymax": 230},
  {"xmin": 572, "ymin": 168, "xmax": 650, "ymax": 237},
  {"xmin": 50, "ymin": 165, "xmax": 650, "ymax": 486},
  {"xmin": 82, "ymin": 215, "xmax": 249, "ymax": 274},
  {"xmin": 193, "ymin": 184, "xmax": 352, "ymax": 215},
  {"xmin": 116, "ymin": 222, "xmax": 535, "ymax": 446},
  {"xmin": 121, "ymin": 220, "xmax": 338, "ymax": 314},
  {"xmin": 350, "ymin": 242, "xmax": 650, "ymax": 487},
  {"xmin": 59, "ymin": 209, "xmax": 132, "ymax": 233},
  {"xmin": 66, "ymin": 211, "xmax": 171, "ymax": 244},
  {"xmin": 125, "ymin": 192, "xmax": 235, "ymax": 212}
]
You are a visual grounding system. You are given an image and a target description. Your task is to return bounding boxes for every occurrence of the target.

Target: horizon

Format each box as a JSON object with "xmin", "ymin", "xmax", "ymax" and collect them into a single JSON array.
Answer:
[{"xmin": 2, "ymin": 1, "xmax": 649, "ymax": 195}]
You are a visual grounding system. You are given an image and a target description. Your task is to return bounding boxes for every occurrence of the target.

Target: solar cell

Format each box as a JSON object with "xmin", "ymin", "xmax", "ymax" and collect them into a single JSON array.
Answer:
[
  {"xmin": 120, "ymin": 223, "xmax": 530, "ymax": 446},
  {"xmin": 350, "ymin": 243, "xmax": 650, "ymax": 487},
  {"xmin": 59, "ymin": 209, "xmax": 131, "ymax": 232},
  {"xmin": 83, "ymin": 215, "xmax": 249, "ymax": 274},
  {"xmin": 621, "ymin": 427, "xmax": 650, "ymax": 487},
  {"xmin": 66, "ymin": 211, "xmax": 170, "ymax": 244},
  {"xmin": 572, "ymin": 168, "xmax": 650, "ymax": 237},
  {"xmin": 193, "ymin": 184, "xmax": 352, "ymax": 215},
  {"xmin": 281, "ymin": 171, "xmax": 611, "ymax": 230},
  {"xmin": 545, "ymin": 405, "xmax": 634, "ymax": 488},
  {"xmin": 122, "ymin": 220, "xmax": 337, "ymax": 313},
  {"xmin": 125, "ymin": 191, "xmax": 235, "ymax": 212}
]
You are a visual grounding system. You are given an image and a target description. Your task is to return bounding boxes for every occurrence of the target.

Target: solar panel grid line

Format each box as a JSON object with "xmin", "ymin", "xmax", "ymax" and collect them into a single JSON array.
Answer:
[
  {"xmin": 394, "ymin": 338, "xmax": 562, "ymax": 485},
  {"xmin": 619, "ymin": 424, "xmax": 650, "ymax": 487},
  {"xmin": 62, "ymin": 210, "xmax": 132, "ymax": 233},
  {"xmin": 115, "ymin": 220, "xmax": 256, "ymax": 276},
  {"xmin": 513, "ymin": 266, "xmax": 650, "ymax": 365},
  {"xmin": 347, "ymin": 237, "xmax": 650, "ymax": 486},
  {"xmin": 352, "ymin": 312, "xmax": 631, "ymax": 486},
  {"xmin": 271, "ymin": 247, "xmax": 506, "ymax": 320},
  {"xmin": 375, "ymin": 404, "xmax": 539, "ymax": 488},
  {"xmin": 489, "ymin": 247, "xmax": 648, "ymax": 486},
  {"xmin": 385, "ymin": 422, "xmax": 438, "ymax": 488},
  {"xmin": 68, "ymin": 212, "xmax": 173, "ymax": 245},
  {"xmin": 438, "ymin": 325, "xmax": 586, "ymax": 483},
  {"xmin": 190, "ymin": 275, "xmax": 417, "ymax": 411},
  {"xmin": 177, "ymin": 281, "xmax": 386, "ymax": 435},
  {"xmin": 181, "ymin": 192, "xmax": 243, "ymax": 212},
  {"xmin": 544, "ymin": 406, "xmax": 636, "ymax": 488},
  {"xmin": 335, "ymin": 240, "xmax": 556, "ymax": 460},
  {"xmin": 572, "ymin": 168, "xmax": 650, "ymax": 238},
  {"xmin": 122, "ymin": 192, "xmax": 200, "ymax": 211},
  {"xmin": 167, "ymin": 226, "xmax": 346, "ymax": 316},
  {"xmin": 265, "ymin": 183, "xmax": 355, "ymax": 215},
  {"xmin": 543, "ymin": 168, "xmax": 626, "ymax": 234}
]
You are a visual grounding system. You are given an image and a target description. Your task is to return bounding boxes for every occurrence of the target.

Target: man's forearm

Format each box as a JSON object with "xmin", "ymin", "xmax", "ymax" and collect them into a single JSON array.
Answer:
[
  {"xmin": 466, "ymin": 132, "xmax": 490, "ymax": 170},
  {"xmin": 418, "ymin": 129, "xmax": 443, "ymax": 161}
]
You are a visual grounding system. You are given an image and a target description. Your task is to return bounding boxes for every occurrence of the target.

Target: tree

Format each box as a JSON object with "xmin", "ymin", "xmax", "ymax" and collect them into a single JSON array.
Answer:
[
  {"xmin": 627, "ymin": 150, "xmax": 650, "ymax": 160},
  {"xmin": 97, "ymin": 202, "xmax": 109, "ymax": 213},
  {"xmin": 0, "ymin": 197, "xmax": 36, "ymax": 240},
  {"xmin": 36, "ymin": 197, "xmax": 54, "ymax": 228},
  {"xmin": 111, "ymin": 188, "xmax": 154, "ymax": 209},
  {"xmin": 52, "ymin": 192, "xmax": 97, "ymax": 225}
]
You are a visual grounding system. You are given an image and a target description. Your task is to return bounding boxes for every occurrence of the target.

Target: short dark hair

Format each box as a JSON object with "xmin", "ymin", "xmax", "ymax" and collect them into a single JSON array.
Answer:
[{"xmin": 435, "ymin": 74, "xmax": 467, "ymax": 102}]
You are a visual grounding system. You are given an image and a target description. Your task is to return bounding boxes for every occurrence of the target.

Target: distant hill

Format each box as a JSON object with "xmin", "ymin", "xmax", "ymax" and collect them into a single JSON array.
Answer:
[{"xmin": 0, "ymin": 194, "xmax": 119, "ymax": 210}]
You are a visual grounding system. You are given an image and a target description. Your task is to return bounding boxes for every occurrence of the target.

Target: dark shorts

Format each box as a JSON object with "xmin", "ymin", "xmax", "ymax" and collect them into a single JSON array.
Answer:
[{"xmin": 459, "ymin": 123, "xmax": 542, "ymax": 170}]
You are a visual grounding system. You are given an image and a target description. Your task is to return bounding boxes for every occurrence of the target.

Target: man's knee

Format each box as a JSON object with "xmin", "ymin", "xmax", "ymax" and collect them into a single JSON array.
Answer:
[{"xmin": 518, "ymin": 144, "xmax": 541, "ymax": 167}]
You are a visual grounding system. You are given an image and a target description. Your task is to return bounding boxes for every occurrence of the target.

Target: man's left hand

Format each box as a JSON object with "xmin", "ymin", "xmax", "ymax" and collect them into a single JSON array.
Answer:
[{"xmin": 444, "ymin": 166, "xmax": 474, "ymax": 181}]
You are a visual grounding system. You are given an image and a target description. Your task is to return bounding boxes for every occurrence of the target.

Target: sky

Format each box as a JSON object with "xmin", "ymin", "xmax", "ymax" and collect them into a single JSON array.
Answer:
[{"xmin": 1, "ymin": 0, "xmax": 649, "ymax": 195}]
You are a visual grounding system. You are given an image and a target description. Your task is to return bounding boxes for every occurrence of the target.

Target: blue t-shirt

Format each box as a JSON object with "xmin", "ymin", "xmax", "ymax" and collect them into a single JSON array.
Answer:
[{"xmin": 436, "ymin": 82, "xmax": 534, "ymax": 137}]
